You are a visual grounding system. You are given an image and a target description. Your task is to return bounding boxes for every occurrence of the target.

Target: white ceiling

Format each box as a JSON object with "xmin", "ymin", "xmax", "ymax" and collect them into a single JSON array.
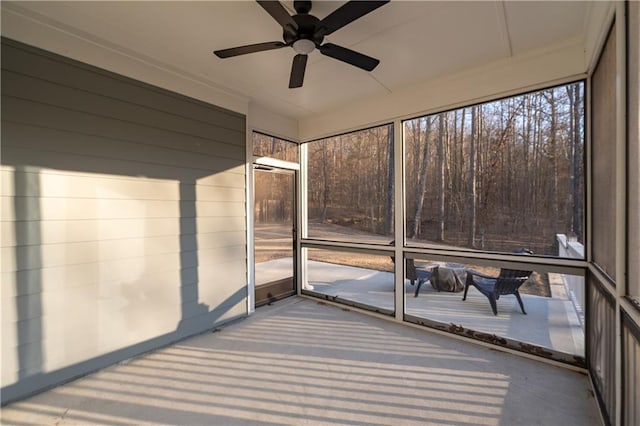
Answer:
[{"xmin": 2, "ymin": 1, "xmax": 589, "ymax": 120}]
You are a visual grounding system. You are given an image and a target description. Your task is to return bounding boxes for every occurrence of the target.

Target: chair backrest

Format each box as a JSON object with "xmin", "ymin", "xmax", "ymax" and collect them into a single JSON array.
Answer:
[
  {"xmin": 494, "ymin": 269, "xmax": 532, "ymax": 295},
  {"xmin": 388, "ymin": 240, "xmax": 418, "ymax": 281},
  {"xmin": 405, "ymin": 258, "xmax": 418, "ymax": 281}
]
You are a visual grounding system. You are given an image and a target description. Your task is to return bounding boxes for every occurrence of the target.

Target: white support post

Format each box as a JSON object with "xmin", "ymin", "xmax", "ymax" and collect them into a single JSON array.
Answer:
[
  {"xmin": 585, "ymin": 77, "xmax": 593, "ymax": 265},
  {"xmin": 246, "ymin": 129, "xmax": 255, "ymax": 315},
  {"xmin": 614, "ymin": 3, "xmax": 627, "ymax": 425},
  {"xmin": 393, "ymin": 120, "xmax": 405, "ymax": 322},
  {"xmin": 298, "ymin": 142, "xmax": 308, "ymax": 294}
]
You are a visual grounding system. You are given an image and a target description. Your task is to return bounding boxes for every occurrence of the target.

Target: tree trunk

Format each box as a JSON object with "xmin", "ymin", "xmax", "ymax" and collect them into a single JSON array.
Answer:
[
  {"xmin": 437, "ymin": 114, "xmax": 446, "ymax": 241},
  {"xmin": 320, "ymin": 144, "xmax": 330, "ymax": 222},
  {"xmin": 385, "ymin": 126, "xmax": 394, "ymax": 235},
  {"xmin": 411, "ymin": 117, "xmax": 433, "ymax": 239},
  {"xmin": 467, "ymin": 106, "xmax": 478, "ymax": 247},
  {"xmin": 566, "ymin": 83, "xmax": 583, "ymax": 238},
  {"xmin": 546, "ymin": 90, "xmax": 559, "ymax": 236}
]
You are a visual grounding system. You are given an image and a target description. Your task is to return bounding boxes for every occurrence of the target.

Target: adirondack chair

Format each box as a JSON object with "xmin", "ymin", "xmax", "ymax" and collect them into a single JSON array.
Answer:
[
  {"xmin": 388, "ymin": 240, "xmax": 420, "ymax": 285},
  {"xmin": 389, "ymin": 256, "xmax": 420, "ymax": 284},
  {"xmin": 462, "ymin": 268, "xmax": 532, "ymax": 315}
]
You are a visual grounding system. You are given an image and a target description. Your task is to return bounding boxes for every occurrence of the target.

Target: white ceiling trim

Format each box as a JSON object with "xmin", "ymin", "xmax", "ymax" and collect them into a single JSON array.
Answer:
[
  {"xmin": 584, "ymin": 1, "xmax": 616, "ymax": 72},
  {"xmin": 248, "ymin": 102, "xmax": 299, "ymax": 142}
]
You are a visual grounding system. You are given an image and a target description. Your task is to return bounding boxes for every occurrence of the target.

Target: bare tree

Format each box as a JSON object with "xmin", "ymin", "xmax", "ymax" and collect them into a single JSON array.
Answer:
[
  {"xmin": 566, "ymin": 83, "xmax": 583, "ymax": 237},
  {"xmin": 304, "ymin": 83, "xmax": 584, "ymax": 254},
  {"xmin": 467, "ymin": 106, "xmax": 478, "ymax": 247},
  {"xmin": 437, "ymin": 114, "xmax": 446, "ymax": 241},
  {"xmin": 544, "ymin": 90, "xmax": 559, "ymax": 236},
  {"xmin": 385, "ymin": 126, "xmax": 394, "ymax": 235},
  {"xmin": 411, "ymin": 117, "xmax": 433, "ymax": 238}
]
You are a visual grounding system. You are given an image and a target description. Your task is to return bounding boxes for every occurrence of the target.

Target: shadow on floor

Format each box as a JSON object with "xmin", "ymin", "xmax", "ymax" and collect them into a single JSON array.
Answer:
[{"xmin": 1, "ymin": 297, "xmax": 599, "ymax": 426}]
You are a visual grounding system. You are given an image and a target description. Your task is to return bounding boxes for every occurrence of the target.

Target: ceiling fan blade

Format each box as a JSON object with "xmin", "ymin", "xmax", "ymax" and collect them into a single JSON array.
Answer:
[
  {"xmin": 319, "ymin": 43, "xmax": 380, "ymax": 71},
  {"xmin": 315, "ymin": 1, "xmax": 389, "ymax": 37},
  {"xmin": 214, "ymin": 41, "xmax": 286, "ymax": 58},
  {"xmin": 289, "ymin": 54, "xmax": 308, "ymax": 88},
  {"xmin": 257, "ymin": 0, "xmax": 298, "ymax": 32}
]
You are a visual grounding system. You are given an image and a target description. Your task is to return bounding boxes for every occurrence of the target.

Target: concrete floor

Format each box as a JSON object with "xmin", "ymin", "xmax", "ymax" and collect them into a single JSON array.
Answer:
[
  {"xmin": 1, "ymin": 297, "xmax": 600, "ymax": 425},
  {"xmin": 255, "ymin": 257, "xmax": 293, "ymax": 286}
]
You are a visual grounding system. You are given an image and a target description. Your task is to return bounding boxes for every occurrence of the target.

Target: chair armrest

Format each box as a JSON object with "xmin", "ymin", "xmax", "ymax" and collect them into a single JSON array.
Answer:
[{"xmin": 415, "ymin": 268, "xmax": 432, "ymax": 280}]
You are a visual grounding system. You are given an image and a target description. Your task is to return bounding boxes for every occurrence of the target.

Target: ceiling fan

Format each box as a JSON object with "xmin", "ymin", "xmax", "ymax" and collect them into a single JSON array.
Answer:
[{"xmin": 213, "ymin": 0, "xmax": 389, "ymax": 88}]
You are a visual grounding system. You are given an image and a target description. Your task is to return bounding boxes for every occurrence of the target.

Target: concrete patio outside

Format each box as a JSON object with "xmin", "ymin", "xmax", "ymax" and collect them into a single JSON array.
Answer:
[
  {"xmin": 257, "ymin": 258, "xmax": 584, "ymax": 357},
  {"xmin": 0, "ymin": 297, "xmax": 599, "ymax": 425}
]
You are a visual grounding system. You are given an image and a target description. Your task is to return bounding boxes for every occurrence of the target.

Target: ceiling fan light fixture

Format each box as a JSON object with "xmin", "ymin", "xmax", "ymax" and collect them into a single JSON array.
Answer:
[{"xmin": 292, "ymin": 39, "xmax": 315, "ymax": 54}]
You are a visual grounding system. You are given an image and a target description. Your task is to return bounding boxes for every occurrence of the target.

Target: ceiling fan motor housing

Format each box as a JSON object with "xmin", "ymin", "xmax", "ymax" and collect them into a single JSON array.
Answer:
[
  {"xmin": 293, "ymin": 0, "xmax": 312, "ymax": 14},
  {"xmin": 283, "ymin": 10, "xmax": 324, "ymax": 47}
]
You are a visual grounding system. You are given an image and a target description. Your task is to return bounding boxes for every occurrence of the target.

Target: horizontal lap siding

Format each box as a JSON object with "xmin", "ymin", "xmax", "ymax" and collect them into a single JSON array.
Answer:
[{"xmin": 0, "ymin": 38, "xmax": 247, "ymax": 403}]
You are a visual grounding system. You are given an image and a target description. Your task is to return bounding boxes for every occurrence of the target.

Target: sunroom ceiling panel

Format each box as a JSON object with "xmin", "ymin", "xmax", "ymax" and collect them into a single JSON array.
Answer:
[
  {"xmin": 1, "ymin": 1, "xmax": 590, "ymax": 122},
  {"xmin": 363, "ymin": 2, "xmax": 507, "ymax": 90},
  {"xmin": 504, "ymin": 1, "xmax": 587, "ymax": 53},
  {"xmin": 250, "ymin": 54, "xmax": 387, "ymax": 115}
]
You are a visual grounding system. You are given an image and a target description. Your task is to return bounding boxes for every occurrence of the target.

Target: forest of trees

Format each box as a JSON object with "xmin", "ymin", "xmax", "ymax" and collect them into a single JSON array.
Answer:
[
  {"xmin": 405, "ymin": 82, "xmax": 584, "ymax": 254},
  {"xmin": 307, "ymin": 124, "xmax": 394, "ymax": 237},
  {"xmin": 253, "ymin": 132, "xmax": 299, "ymax": 163},
  {"xmin": 307, "ymin": 82, "xmax": 584, "ymax": 256},
  {"xmin": 253, "ymin": 133, "xmax": 297, "ymax": 224}
]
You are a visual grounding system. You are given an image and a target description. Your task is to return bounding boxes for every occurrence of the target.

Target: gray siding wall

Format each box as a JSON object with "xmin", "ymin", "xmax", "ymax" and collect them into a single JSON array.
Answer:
[{"xmin": 1, "ymin": 38, "xmax": 247, "ymax": 403}]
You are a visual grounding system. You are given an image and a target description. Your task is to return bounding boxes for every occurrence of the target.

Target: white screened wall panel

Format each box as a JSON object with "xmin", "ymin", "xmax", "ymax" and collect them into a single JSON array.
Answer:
[{"xmin": 1, "ymin": 38, "xmax": 247, "ymax": 403}]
